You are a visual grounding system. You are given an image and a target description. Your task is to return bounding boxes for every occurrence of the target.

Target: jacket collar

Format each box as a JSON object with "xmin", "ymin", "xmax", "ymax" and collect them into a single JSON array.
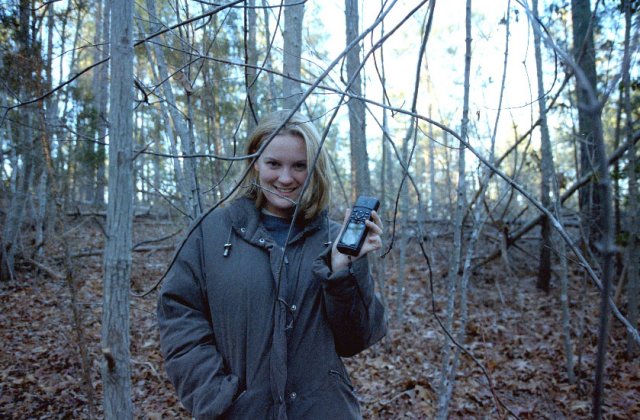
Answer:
[{"xmin": 229, "ymin": 197, "xmax": 325, "ymax": 244}]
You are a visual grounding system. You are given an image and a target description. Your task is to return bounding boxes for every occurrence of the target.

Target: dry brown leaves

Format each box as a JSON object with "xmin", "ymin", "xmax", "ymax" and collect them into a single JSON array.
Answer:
[{"xmin": 1, "ymin": 217, "xmax": 638, "ymax": 419}]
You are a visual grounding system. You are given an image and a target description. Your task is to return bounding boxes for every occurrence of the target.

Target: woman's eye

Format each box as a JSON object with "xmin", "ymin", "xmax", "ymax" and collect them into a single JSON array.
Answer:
[
  {"xmin": 266, "ymin": 161, "xmax": 280, "ymax": 168},
  {"xmin": 294, "ymin": 163, "xmax": 307, "ymax": 171}
]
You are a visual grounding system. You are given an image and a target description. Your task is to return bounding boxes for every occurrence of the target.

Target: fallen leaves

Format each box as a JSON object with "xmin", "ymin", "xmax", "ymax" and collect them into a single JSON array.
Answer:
[{"xmin": 1, "ymin": 217, "xmax": 639, "ymax": 418}]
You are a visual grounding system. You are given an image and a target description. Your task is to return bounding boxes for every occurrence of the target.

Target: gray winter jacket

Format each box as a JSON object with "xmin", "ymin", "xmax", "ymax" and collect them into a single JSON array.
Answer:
[{"xmin": 157, "ymin": 197, "xmax": 386, "ymax": 419}]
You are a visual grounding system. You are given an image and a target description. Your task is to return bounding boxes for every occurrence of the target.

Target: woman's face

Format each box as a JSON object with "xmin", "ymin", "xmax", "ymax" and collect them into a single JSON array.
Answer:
[{"xmin": 254, "ymin": 133, "xmax": 308, "ymax": 218}]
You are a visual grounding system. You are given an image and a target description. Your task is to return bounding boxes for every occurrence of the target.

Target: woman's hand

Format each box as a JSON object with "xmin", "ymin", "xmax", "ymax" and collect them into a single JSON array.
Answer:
[{"xmin": 331, "ymin": 209, "xmax": 384, "ymax": 272}]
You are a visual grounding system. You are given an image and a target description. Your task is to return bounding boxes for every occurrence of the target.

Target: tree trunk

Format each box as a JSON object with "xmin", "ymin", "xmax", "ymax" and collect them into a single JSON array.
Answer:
[
  {"xmin": 1, "ymin": 124, "xmax": 34, "ymax": 281},
  {"xmin": 283, "ymin": 0, "xmax": 304, "ymax": 109},
  {"xmin": 532, "ymin": 0, "xmax": 575, "ymax": 380},
  {"xmin": 375, "ymin": 24, "xmax": 390, "ymax": 327},
  {"xmin": 567, "ymin": 37, "xmax": 616, "ymax": 420},
  {"xmin": 621, "ymin": 0, "xmax": 638, "ymax": 357},
  {"xmin": 139, "ymin": 8, "xmax": 188, "ymax": 214},
  {"xmin": 444, "ymin": 131, "xmax": 454, "ymax": 214},
  {"xmin": 262, "ymin": 0, "xmax": 278, "ymax": 111},
  {"xmin": 94, "ymin": 0, "xmax": 110, "ymax": 206},
  {"xmin": 34, "ymin": 170, "xmax": 48, "ymax": 258},
  {"xmin": 396, "ymin": 125, "xmax": 410, "ymax": 323},
  {"xmin": 590, "ymin": 99, "xmax": 614, "ymax": 420},
  {"xmin": 428, "ymin": 105, "xmax": 437, "ymax": 217},
  {"xmin": 437, "ymin": 1, "xmax": 471, "ymax": 417},
  {"xmin": 1, "ymin": 0, "xmax": 35, "ymax": 282},
  {"xmin": 345, "ymin": 0, "xmax": 371, "ymax": 196},
  {"xmin": 101, "ymin": 0, "xmax": 134, "ymax": 415},
  {"xmin": 571, "ymin": 0, "xmax": 601, "ymax": 249},
  {"xmin": 146, "ymin": 0, "xmax": 201, "ymax": 219},
  {"xmin": 34, "ymin": 3, "xmax": 58, "ymax": 258},
  {"xmin": 245, "ymin": 0, "xmax": 258, "ymax": 132},
  {"xmin": 534, "ymin": 0, "xmax": 553, "ymax": 293}
]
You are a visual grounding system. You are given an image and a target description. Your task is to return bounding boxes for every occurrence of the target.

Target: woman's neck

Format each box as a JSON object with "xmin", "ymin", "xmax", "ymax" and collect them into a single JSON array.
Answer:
[{"xmin": 261, "ymin": 208, "xmax": 292, "ymax": 220}]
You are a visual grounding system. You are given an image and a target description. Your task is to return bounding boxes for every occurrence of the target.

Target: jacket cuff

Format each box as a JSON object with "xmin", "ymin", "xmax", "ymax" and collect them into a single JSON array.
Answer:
[{"xmin": 314, "ymin": 246, "xmax": 370, "ymax": 297}]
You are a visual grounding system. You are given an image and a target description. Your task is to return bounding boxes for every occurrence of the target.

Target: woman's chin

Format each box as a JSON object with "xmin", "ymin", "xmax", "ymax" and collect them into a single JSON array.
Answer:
[{"xmin": 265, "ymin": 198, "xmax": 297, "ymax": 217}]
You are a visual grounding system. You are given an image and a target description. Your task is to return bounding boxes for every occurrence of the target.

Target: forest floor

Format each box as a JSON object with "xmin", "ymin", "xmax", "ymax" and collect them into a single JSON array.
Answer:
[{"xmin": 1, "ymin": 214, "xmax": 639, "ymax": 419}]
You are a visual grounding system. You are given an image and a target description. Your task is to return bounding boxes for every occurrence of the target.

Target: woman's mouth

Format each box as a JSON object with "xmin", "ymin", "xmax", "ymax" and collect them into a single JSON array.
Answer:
[{"xmin": 275, "ymin": 186, "xmax": 297, "ymax": 195}]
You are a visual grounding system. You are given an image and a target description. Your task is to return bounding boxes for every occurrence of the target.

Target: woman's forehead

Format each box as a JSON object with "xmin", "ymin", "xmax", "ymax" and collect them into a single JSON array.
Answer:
[{"xmin": 261, "ymin": 133, "xmax": 307, "ymax": 159}]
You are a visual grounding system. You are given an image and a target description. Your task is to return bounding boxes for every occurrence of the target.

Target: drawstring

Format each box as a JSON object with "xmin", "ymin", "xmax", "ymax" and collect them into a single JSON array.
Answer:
[
  {"xmin": 224, "ymin": 212, "xmax": 330, "ymax": 255},
  {"xmin": 223, "ymin": 227, "xmax": 233, "ymax": 257},
  {"xmin": 323, "ymin": 212, "xmax": 332, "ymax": 248}
]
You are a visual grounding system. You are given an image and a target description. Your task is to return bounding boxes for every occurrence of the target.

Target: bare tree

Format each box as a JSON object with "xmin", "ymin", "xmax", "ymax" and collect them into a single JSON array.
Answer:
[
  {"xmin": 34, "ymin": 2, "xmax": 59, "ymax": 258},
  {"xmin": 345, "ymin": 0, "xmax": 371, "ymax": 196},
  {"xmin": 532, "ymin": 0, "xmax": 575, "ymax": 382},
  {"xmin": 93, "ymin": 0, "xmax": 110, "ymax": 206},
  {"xmin": 283, "ymin": 0, "xmax": 304, "ymax": 109},
  {"xmin": 571, "ymin": 0, "xmax": 601, "ymax": 248},
  {"xmin": 621, "ymin": 0, "xmax": 638, "ymax": 357},
  {"xmin": 145, "ymin": 0, "xmax": 201, "ymax": 220},
  {"xmin": 535, "ymin": 28, "xmax": 553, "ymax": 293},
  {"xmin": 427, "ymin": 105, "xmax": 437, "ymax": 217},
  {"xmin": 1, "ymin": 0, "xmax": 37, "ymax": 282},
  {"xmin": 544, "ymin": 2, "xmax": 617, "ymax": 413},
  {"xmin": 437, "ymin": 0, "xmax": 472, "ymax": 417},
  {"xmin": 535, "ymin": 0, "xmax": 553, "ymax": 294},
  {"xmin": 101, "ymin": 0, "xmax": 134, "ymax": 415},
  {"xmin": 244, "ymin": 0, "xmax": 258, "ymax": 132}
]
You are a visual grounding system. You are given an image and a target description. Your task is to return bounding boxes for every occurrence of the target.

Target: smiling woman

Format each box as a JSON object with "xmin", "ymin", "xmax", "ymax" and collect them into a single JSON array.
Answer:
[
  {"xmin": 157, "ymin": 109, "xmax": 387, "ymax": 419},
  {"xmin": 253, "ymin": 133, "xmax": 309, "ymax": 218},
  {"xmin": 238, "ymin": 110, "xmax": 332, "ymax": 221}
]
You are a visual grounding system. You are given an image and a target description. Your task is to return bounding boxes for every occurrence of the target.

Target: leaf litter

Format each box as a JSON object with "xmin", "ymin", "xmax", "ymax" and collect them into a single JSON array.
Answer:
[{"xmin": 1, "ymin": 216, "xmax": 638, "ymax": 418}]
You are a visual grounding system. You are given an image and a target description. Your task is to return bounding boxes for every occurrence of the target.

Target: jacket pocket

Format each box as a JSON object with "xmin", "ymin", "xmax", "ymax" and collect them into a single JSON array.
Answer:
[
  {"xmin": 230, "ymin": 389, "xmax": 247, "ymax": 405},
  {"xmin": 222, "ymin": 388, "xmax": 272, "ymax": 419},
  {"xmin": 221, "ymin": 389, "xmax": 247, "ymax": 419}
]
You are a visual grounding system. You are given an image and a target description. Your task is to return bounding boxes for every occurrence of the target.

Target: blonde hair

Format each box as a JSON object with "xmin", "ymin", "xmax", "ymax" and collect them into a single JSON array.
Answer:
[{"xmin": 234, "ymin": 110, "xmax": 331, "ymax": 221}]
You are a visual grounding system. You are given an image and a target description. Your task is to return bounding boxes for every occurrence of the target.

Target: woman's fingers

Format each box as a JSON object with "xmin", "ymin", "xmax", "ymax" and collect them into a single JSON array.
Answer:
[
  {"xmin": 362, "ymin": 211, "xmax": 383, "ymax": 254},
  {"xmin": 365, "ymin": 211, "xmax": 383, "ymax": 235},
  {"xmin": 371, "ymin": 210, "xmax": 383, "ymax": 230}
]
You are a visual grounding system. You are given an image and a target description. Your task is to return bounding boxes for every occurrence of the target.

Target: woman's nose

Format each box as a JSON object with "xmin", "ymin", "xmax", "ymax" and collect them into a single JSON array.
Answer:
[{"xmin": 278, "ymin": 167, "xmax": 294, "ymax": 183}]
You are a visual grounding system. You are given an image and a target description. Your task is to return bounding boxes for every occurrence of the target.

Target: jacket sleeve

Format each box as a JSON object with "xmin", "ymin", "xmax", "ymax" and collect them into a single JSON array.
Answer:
[
  {"xmin": 157, "ymin": 229, "xmax": 239, "ymax": 418},
  {"xmin": 313, "ymin": 247, "xmax": 387, "ymax": 357}
]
